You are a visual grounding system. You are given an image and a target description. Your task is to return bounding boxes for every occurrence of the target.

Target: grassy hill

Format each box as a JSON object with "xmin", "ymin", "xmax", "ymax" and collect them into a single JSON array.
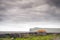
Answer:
[{"xmin": 0, "ymin": 34, "xmax": 60, "ymax": 40}]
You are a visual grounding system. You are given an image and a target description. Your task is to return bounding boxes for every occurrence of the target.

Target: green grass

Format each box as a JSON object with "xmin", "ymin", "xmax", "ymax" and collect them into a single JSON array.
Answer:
[
  {"xmin": 0, "ymin": 38, "xmax": 12, "ymax": 40},
  {"xmin": 15, "ymin": 34, "xmax": 57, "ymax": 40},
  {"xmin": 0, "ymin": 34, "xmax": 60, "ymax": 40}
]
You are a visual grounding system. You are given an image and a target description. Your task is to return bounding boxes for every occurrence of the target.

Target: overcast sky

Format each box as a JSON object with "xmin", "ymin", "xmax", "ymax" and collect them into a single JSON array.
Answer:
[{"xmin": 0, "ymin": 0, "xmax": 60, "ymax": 31}]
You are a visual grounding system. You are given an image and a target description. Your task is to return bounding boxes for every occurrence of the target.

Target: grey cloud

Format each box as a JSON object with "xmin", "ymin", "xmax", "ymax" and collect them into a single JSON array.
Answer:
[
  {"xmin": 47, "ymin": 0, "xmax": 60, "ymax": 8},
  {"xmin": 0, "ymin": 0, "xmax": 60, "ymax": 23}
]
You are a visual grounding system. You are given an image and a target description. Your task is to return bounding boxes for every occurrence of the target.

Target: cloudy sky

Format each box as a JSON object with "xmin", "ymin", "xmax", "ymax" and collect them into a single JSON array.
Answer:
[{"xmin": 0, "ymin": 0, "xmax": 60, "ymax": 31}]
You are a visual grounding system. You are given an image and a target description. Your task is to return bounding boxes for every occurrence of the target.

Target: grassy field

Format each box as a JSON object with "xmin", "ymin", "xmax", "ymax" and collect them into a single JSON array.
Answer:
[{"xmin": 0, "ymin": 34, "xmax": 60, "ymax": 40}]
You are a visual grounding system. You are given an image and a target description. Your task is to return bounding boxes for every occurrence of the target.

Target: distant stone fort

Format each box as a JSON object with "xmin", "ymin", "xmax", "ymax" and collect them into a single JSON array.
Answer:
[{"xmin": 30, "ymin": 27, "xmax": 60, "ymax": 33}]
